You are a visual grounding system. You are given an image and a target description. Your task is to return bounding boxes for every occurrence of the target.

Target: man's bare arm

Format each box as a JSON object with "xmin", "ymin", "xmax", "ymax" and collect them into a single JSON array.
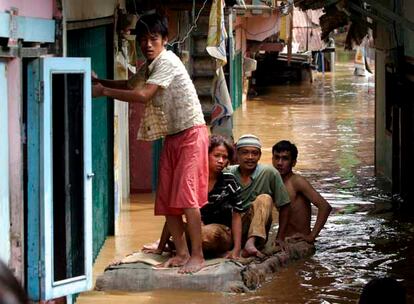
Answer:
[
  {"xmin": 297, "ymin": 177, "xmax": 332, "ymax": 242},
  {"xmin": 276, "ymin": 204, "xmax": 290, "ymax": 241},
  {"xmin": 92, "ymin": 82, "xmax": 158, "ymax": 104},
  {"xmin": 95, "ymin": 78, "xmax": 129, "ymax": 89}
]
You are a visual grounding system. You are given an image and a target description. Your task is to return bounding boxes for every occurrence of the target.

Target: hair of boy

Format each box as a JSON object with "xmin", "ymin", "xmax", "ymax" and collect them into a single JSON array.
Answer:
[
  {"xmin": 135, "ymin": 13, "xmax": 169, "ymax": 41},
  {"xmin": 272, "ymin": 140, "xmax": 298, "ymax": 161},
  {"xmin": 209, "ymin": 134, "xmax": 234, "ymax": 162}
]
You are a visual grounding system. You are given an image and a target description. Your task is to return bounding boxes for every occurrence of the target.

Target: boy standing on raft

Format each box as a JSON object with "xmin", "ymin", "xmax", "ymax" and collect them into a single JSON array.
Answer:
[{"xmin": 93, "ymin": 13, "xmax": 208, "ymax": 273}]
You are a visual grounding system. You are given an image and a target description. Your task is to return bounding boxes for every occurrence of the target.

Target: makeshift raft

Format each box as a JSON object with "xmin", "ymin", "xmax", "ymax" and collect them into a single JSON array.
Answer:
[{"xmin": 95, "ymin": 238, "xmax": 315, "ymax": 293}]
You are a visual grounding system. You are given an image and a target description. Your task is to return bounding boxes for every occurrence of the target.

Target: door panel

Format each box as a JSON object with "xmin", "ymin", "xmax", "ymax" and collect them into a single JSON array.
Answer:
[
  {"xmin": 67, "ymin": 26, "xmax": 114, "ymax": 258},
  {"xmin": 27, "ymin": 57, "xmax": 92, "ymax": 300}
]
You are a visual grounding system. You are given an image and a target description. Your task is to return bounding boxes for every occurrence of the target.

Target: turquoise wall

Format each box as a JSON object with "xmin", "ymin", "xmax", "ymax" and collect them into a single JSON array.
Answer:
[{"xmin": 67, "ymin": 25, "xmax": 114, "ymax": 259}]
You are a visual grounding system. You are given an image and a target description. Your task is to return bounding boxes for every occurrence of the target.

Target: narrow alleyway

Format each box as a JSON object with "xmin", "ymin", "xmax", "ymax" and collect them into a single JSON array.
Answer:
[{"xmin": 77, "ymin": 55, "xmax": 414, "ymax": 303}]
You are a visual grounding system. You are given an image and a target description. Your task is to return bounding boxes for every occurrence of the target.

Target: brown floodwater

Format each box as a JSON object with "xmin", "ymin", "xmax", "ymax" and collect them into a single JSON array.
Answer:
[{"xmin": 77, "ymin": 56, "xmax": 414, "ymax": 304}]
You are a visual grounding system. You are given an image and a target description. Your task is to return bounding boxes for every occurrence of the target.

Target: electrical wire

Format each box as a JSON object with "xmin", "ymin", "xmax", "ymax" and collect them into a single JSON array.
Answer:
[
  {"xmin": 168, "ymin": 0, "xmax": 209, "ymax": 47},
  {"xmin": 166, "ymin": 0, "xmax": 313, "ymax": 48}
]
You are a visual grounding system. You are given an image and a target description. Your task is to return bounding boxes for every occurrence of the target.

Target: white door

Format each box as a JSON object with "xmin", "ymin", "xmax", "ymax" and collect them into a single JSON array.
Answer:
[{"xmin": 27, "ymin": 57, "xmax": 93, "ymax": 300}]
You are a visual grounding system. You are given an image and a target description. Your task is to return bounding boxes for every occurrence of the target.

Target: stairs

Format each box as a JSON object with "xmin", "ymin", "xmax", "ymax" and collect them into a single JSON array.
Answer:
[{"xmin": 190, "ymin": 15, "xmax": 216, "ymax": 123}]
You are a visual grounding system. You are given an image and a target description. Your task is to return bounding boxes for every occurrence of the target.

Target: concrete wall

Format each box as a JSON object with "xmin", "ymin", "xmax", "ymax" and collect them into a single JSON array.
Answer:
[
  {"xmin": 375, "ymin": 0, "xmax": 414, "ymax": 201},
  {"xmin": 374, "ymin": 0, "xmax": 394, "ymax": 184},
  {"xmin": 0, "ymin": 61, "xmax": 10, "ymax": 265},
  {"xmin": 375, "ymin": 49, "xmax": 392, "ymax": 181},
  {"xmin": 129, "ymin": 104, "xmax": 153, "ymax": 193},
  {"xmin": 7, "ymin": 58, "xmax": 24, "ymax": 282},
  {"xmin": 63, "ymin": 0, "xmax": 120, "ymax": 21},
  {"xmin": 114, "ymin": 48, "xmax": 131, "ymax": 215},
  {"xmin": 0, "ymin": 0, "xmax": 53, "ymax": 18},
  {"xmin": 403, "ymin": 0, "xmax": 414, "ymax": 58}
]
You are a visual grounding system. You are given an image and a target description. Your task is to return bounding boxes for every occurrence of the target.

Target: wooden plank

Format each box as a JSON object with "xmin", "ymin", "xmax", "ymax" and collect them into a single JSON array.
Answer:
[
  {"xmin": 0, "ymin": 12, "xmax": 55, "ymax": 42},
  {"xmin": 0, "ymin": 61, "xmax": 10, "ymax": 263}
]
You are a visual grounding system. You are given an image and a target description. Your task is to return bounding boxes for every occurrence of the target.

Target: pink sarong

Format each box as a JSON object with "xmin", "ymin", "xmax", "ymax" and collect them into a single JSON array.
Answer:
[{"xmin": 155, "ymin": 125, "xmax": 209, "ymax": 216}]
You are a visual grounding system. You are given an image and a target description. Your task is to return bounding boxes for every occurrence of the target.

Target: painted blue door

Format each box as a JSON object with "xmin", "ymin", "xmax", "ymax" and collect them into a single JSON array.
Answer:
[
  {"xmin": 27, "ymin": 57, "xmax": 93, "ymax": 300},
  {"xmin": 0, "ymin": 60, "xmax": 10, "ymax": 263}
]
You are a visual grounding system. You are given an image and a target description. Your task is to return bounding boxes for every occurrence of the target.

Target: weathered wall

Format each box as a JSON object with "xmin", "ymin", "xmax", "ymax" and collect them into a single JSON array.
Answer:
[
  {"xmin": 374, "ymin": 0, "xmax": 393, "ymax": 183},
  {"xmin": 129, "ymin": 104, "xmax": 153, "ymax": 193},
  {"xmin": 403, "ymin": 0, "xmax": 414, "ymax": 58},
  {"xmin": 0, "ymin": 61, "xmax": 10, "ymax": 265},
  {"xmin": 63, "ymin": 0, "xmax": 120, "ymax": 21},
  {"xmin": 7, "ymin": 58, "xmax": 24, "ymax": 282},
  {"xmin": 113, "ymin": 37, "xmax": 131, "ymax": 218},
  {"xmin": 375, "ymin": 49, "xmax": 392, "ymax": 181},
  {"xmin": 0, "ymin": 0, "xmax": 53, "ymax": 18}
]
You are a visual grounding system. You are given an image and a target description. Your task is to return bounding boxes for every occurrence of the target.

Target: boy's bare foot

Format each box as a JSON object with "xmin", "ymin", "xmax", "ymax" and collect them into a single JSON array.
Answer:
[
  {"xmin": 108, "ymin": 259, "xmax": 122, "ymax": 267},
  {"xmin": 242, "ymin": 238, "xmax": 265, "ymax": 258},
  {"xmin": 178, "ymin": 256, "xmax": 205, "ymax": 274},
  {"xmin": 142, "ymin": 248, "xmax": 163, "ymax": 254},
  {"xmin": 142, "ymin": 240, "xmax": 160, "ymax": 251},
  {"xmin": 156, "ymin": 254, "xmax": 189, "ymax": 269}
]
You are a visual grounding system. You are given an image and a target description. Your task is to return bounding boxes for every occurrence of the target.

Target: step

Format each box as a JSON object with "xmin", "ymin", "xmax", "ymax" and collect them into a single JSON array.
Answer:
[
  {"xmin": 192, "ymin": 57, "xmax": 216, "ymax": 72},
  {"xmin": 193, "ymin": 38, "xmax": 208, "ymax": 54},
  {"xmin": 192, "ymin": 71, "xmax": 215, "ymax": 77}
]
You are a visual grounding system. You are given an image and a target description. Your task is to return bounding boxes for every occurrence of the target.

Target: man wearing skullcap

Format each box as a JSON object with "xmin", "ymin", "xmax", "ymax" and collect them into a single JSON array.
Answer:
[{"xmin": 225, "ymin": 134, "xmax": 291, "ymax": 257}]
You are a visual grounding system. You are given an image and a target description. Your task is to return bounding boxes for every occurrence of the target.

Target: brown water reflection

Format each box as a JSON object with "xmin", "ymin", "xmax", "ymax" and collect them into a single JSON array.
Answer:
[{"xmin": 78, "ymin": 57, "xmax": 414, "ymax": 304}]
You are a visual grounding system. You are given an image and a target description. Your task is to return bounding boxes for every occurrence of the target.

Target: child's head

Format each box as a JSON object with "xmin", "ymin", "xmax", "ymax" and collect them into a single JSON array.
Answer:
[
  {"xmin": 135, "ymin": 13, "xmax": 168, "ymax": 61},
  {"xmin": 209, "ymin": 135, "xmax": 234, "ymax": 162},
  {"xmin": 208, "ymin": 135, "xmax": 234, "ymax": 174},
  {"xmin": 135, "ymin": 13, "xmax": 168, "ymax": 41},
  {"xmin": 272, "ymin": 140, "xmax": 298, "ymax": 161},
  {"xmin": 272, "ymin": 140, "xmax": 298, "ymax": 176}
]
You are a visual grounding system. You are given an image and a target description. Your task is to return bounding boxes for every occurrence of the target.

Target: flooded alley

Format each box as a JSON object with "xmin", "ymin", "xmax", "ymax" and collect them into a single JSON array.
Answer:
[{"xmin": 77, "ymin": 57, "xmax": 414, "ymax": 304}]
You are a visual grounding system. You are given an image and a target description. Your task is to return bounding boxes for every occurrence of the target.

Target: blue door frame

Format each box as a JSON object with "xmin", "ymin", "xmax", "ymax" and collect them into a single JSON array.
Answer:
[{"xmin": 27, "ymin": 57, "xmax": 93, "ymax": 301}]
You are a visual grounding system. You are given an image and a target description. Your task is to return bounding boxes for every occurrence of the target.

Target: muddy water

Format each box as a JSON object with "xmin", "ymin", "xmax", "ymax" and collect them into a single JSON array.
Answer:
[
  {"xmin": 77, "ymin": 57, "xmax": 414, "ymax": 304},
  {"xmin": 230, "ymin": 59, "xmax": 414, "ymax": 303}
]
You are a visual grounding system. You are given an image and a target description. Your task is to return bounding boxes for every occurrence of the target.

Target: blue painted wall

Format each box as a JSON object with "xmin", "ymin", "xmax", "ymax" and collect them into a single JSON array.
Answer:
[{"xmin": 67, "ymin": 25, "xmax": 114, "ymax": 259}]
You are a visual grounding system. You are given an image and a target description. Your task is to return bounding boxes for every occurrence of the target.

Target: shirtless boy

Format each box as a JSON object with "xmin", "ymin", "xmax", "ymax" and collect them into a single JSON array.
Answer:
[{"xmin": 272, "ymin": 140, "xmax": 332, "ymax": 243}]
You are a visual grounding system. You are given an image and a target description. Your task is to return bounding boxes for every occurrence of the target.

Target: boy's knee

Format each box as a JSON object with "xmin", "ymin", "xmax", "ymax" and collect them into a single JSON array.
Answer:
[
  {"xmin": 257, "ymin": 193, "xmax": 272, "ymax": 202},
  {"xmin": 253, "ymin": 194, "xmax": 273, "ymax": 209}
]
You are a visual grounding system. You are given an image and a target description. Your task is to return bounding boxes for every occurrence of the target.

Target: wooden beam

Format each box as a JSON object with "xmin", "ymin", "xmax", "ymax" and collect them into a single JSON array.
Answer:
[
  {"xmin": 0, "ymin": 12, "xmax": 55, "ymax": 43},
  {"xmin": 363, "ymin": 0, "xmax": 414, "ymax": 32}
]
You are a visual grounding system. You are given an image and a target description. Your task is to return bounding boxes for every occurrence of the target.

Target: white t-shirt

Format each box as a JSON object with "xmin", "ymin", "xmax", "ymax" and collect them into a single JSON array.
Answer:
[{"xmin": 133, "ymin": 49, "xmax": 205, "ymax": 135}]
